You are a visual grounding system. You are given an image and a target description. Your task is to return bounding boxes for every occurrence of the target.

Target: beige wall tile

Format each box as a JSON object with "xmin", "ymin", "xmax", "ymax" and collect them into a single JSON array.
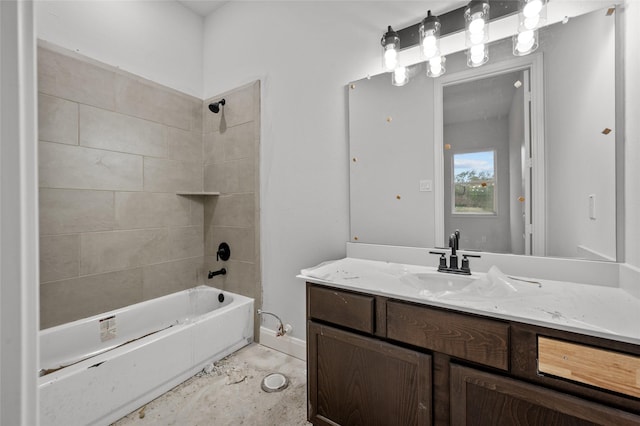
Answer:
[
  {"xmin": 37, "ymin": 47, "xmax": 116, "ymax": 111},
  {"xmin": 206, "ymin": 226, "xmax": 255, "ymax": 262},
  {"xmin": 114, "ymin": 74, "xmax": 199, "ymax": 131},
  {"xmin": 39, "ymin": 141, "xmax": 143, "ymax": 191},
  {"xmin": 204, "ymin": 121, "xmax": 255, "ymax": 165},
  {"xmin": 207, "ymin": 194, "xmax": 255, "ymax": 228},
  {"xmin": 143, "ymin": 158, "xmax": 203, "ymax": 193},
  {"xmin": 204, "ymin": 158, "xmax": 254, "ymax": 194},
  {"xmin": 142, "ymin": 257, "xmax": 205, "ymax": 301},
  {"xmin": 40, "ymin": 268, "xmax": 143, "ymax": 329},
  {"xmin": 39, "ymin": 188, "xmax": 115, "ymax": 235},
  {"xmin": 168, "ymin": 226, "xmax": 204, "ymax": 260},
  {"xmin": 114, "ymin": 192, "xmax": 191, "ymax": 229},
  {"xmin": 80, "ymin": 228, "xmax": 169, "ymax": 275},
  {"xmin": 38, "ymin": 94, "xmax": 78, "ymax": 145},
  {"xmin": 204, "ymin": 82, "xmax": 258, "ymax": 133},
  {"xmin": 190, "ymin": 197, "xmax": 205, "ymax": 227},
  {"xmin": 79, "ymin": 105, "xmax": 167, "ymax": 158},
  {"xmin": 40, "ymin": 235, "xmax": 80, "ymax": 283},
  {"xmin": 168, "ymin": 126, "xmax": 202, "ymax": 162}
]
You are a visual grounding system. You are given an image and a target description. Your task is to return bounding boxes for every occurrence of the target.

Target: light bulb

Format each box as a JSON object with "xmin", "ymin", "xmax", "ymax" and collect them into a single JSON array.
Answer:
[
  {"xmin": 422, "ymin": 34, "xmax": 438, "ymax": 59},
  {"xmin": 513, "ymin": 30, "xmax": 538, "ymax": 56},
  {"xmin": 384, "ymin": 47, "xmax": 398, "ymax": 70},
  {"xmin": 392, "ymin": 66, "xmax": 408, "ymax": 86},
  {"xmin": 523, "ymin": 15, "xmax": 540, "ymax": 30},
  {"xmin": 469, "ymin": 30, "xmax": 485, "ymax": 45},
  {"xmin": 467, "ymin": 44, "xmax": 487, "ymax": 67},
  {"xmin": 469, "ymin": 15, "xmax": 485, "ymax": 34},
  {"xmin": 523, "ymin": 0, "xmax": 543, "ymax": 18},
  {"xmin": 427, "ymin": 56, "xmax": 446, "ymax": 78}
]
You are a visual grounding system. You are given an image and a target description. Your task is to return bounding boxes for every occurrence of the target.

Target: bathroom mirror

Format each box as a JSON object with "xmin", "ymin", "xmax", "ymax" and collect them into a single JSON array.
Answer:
[{"xmin": 348, "ymin": 6, "xmax": 621, "ymax": 261}]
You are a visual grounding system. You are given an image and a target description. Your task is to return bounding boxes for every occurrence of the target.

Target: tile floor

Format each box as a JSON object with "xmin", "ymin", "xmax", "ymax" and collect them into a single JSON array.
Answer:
[{"xmin": 112, "ymin": 344, "xmax": 310, "ymax": 426}]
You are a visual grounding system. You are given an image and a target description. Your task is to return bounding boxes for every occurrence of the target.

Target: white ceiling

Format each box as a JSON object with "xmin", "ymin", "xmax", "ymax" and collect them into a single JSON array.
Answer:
[{"xmin": 178, "ymin": 0, "xmax": 229, "ymax": 17}]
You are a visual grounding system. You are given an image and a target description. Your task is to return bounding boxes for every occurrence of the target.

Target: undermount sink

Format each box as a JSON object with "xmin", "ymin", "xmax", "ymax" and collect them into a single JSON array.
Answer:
[{"xmin": 400, "ymin": 271, "xmax": 477, "ymax": 295}]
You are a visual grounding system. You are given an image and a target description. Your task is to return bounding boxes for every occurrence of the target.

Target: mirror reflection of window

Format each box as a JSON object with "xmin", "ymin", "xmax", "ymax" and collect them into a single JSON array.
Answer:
[{"xmin": 453, "ymin": 150, "xmax": 496, "ymax": 215}]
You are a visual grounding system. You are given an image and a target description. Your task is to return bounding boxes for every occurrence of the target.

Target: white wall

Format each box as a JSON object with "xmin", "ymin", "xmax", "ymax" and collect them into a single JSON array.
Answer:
[
  {"xmin": 1, "ymin": 1, "xmax": 39, "ymax": 424},
  {"xmin": 544, "ymin": 9, "xmax": 616, "ymax": 260},
  {"xmin": 203, "ymin": 2, "xmax": 436, "ymax": 339},
  {"xmin": 35, "ymin": 0, "xmax": 203, "ymax": 97},
  {"xmin": 625, "ymin": 1, "xmax": 640, "ymax": 268}
]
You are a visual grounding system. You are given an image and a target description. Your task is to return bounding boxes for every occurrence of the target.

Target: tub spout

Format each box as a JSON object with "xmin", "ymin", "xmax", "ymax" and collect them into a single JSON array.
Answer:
[{"xmin": 208, "ymin": 268, "xmax": 226, "ymax": 279}]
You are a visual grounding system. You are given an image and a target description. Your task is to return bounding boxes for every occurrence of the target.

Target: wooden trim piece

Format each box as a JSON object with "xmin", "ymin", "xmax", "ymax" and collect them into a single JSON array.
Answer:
[{"xmin": 538, "ymin": 336, "xmax": 640, "ymax": 399}]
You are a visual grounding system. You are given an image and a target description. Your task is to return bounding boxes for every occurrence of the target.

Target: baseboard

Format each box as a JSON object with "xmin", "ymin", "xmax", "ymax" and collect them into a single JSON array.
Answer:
[{"xmin": 259, "ymin": 326, "xmax": 306, "ymax": 361}]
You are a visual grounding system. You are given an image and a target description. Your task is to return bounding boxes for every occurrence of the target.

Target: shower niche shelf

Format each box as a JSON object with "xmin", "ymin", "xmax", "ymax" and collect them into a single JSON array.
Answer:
[{"xmin": 176, "ymin": 192, "xmax": 220, "ymax": 196}]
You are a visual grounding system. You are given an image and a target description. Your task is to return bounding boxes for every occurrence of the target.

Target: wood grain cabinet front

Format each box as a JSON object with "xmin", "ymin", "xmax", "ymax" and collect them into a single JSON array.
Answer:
[
  {"xmin": 307, "ymin": 285, "xmax": 375, "ymax": 334},
  {"xmin": 386, "ymin": 300, "xmax": 510, "ymax": 370},
  {"xmin": 306, "ymin": 282, "xmax": 640, "ymax": 425},
  {"xmin": 307, "ymin": 321, "xmax": 432, "ymax": 426},
  {"xmin": 450, "ymin": 364, "xmax": 640, "ymax": 426}
]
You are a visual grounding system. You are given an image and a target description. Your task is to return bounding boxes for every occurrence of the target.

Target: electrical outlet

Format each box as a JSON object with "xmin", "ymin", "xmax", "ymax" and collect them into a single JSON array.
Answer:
[{"xmin": 419, "ymin": 180, "xmax": 432, "ymax": 192}]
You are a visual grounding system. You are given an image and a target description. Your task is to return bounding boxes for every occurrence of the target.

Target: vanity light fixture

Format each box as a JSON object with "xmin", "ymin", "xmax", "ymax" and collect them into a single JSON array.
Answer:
[
  {"xmin": 381, "ymin": 25, "xmax": 400, "ymax": 71},
  {"xmin": 464, "ymin": 1, "xmax": 490, "ymax": 46},
  {"xmin": 464, "ymin": 1, "xmax": 490, "ymax": 68},
  {"xmin": 467, "ymin": 43, "xmax": 488, "ymax": 67},
  {"xmin": 427, "ymin": 56, "xmax": 446, "ymax": 78},
  {"xmin": 513, "ymin": 0, "xmax": 546, "ymax": 55},
  {"xmin": 419, "ymin": 10, "xmax": 441, "ymax": 61},
  {"xmin": 392, "ymin": 66, "xmax": 409, "ymax": 86}
]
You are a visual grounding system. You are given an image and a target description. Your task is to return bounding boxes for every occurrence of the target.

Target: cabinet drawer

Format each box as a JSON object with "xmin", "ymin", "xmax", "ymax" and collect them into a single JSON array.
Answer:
[
  {"xmin": 307, "ymin": 285, "xmax": 375, "ymax": 334},
  {"xmin": 387, "ymin": 301, "xmax": 510, "ymax": 370},
  {"xmin": 538, "ymin": 336, "xmax": 640, "ymax": 399}
]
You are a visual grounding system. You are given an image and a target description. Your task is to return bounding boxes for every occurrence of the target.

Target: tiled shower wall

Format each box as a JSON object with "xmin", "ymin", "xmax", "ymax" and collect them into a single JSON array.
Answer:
[
  {"xmin": 38, "ymin": 44, "xmax": 206, "ymax": 328},
  {"xmin": 203, "ymin": 82, "xmax": 262, "ymax": 338}
]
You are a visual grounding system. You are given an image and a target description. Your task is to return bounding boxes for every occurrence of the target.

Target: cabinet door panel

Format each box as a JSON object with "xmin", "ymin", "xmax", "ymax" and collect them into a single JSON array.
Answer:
[
  {"xmin": 450, "ymin": 364, "xmax": 640, "ymax": 426},
  {"xmin": 308, "ymin": 321, "xmax": 431, "ymax": 426}
]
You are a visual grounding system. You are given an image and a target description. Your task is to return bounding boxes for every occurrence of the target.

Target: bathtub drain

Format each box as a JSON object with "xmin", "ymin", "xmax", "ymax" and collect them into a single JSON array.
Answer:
[{"xmin": 261, "ymin": 373, "xmax": 289, "ymax": 392}]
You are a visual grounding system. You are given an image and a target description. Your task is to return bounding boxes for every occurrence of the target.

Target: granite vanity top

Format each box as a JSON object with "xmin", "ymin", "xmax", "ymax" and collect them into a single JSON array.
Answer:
[{"xmin": 299, "ymin": 257, "xmax": 640, "ymax": 346}]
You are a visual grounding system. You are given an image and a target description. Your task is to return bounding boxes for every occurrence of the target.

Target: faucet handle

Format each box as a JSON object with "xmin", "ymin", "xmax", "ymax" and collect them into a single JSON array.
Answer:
[
  {"xmin": 429, "ymin": 251, "xmax": 448, "ymax": 271},
  {"xmin": 460, "ymin": 253, "xmax": 481, "ymax": 273}
]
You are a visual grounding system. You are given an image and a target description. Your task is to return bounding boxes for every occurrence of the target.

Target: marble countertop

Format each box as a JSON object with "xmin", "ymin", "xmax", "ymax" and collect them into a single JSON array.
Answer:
[{"xmin": 299, "ymin": 257, "xmax": 640, "ymax": 346}]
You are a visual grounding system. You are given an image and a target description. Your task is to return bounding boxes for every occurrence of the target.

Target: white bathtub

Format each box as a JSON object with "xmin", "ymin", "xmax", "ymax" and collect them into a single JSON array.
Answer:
[{"xmin": 39, "ymin": 285, "xmax": 254, "ymax": 426}]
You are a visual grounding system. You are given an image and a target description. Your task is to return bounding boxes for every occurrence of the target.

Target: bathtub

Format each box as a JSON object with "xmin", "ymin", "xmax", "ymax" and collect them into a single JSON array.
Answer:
[{"xmin": 39, "ymin": 285, "xmax": 254, "ymax": 426}]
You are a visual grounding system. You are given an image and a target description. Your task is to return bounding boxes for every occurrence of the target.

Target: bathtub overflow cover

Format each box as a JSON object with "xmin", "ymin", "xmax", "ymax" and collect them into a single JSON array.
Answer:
[{"xmin": 261, "ymin": 373, "xmax": 289, "ymax": 393}]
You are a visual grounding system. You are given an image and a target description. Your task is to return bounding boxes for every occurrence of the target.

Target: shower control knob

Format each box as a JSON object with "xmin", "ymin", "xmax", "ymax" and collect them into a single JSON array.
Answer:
[{"xmin": 216, "ymin": 242, "xmax": 231, "ymax": 261}]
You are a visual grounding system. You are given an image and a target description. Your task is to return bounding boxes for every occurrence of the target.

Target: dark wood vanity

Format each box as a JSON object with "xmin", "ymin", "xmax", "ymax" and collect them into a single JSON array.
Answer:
[{"xmin": 306, "ymin": 282, "xmax": 640, "ymax": 425}]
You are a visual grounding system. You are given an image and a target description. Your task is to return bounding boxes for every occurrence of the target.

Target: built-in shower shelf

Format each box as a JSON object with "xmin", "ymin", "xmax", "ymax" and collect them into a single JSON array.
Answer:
[{"xmin": 176, "ymin": 192, "xmax": 221, "ymax": 196}]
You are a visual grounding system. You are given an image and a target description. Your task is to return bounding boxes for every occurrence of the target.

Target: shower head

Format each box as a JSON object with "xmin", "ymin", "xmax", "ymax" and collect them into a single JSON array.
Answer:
[{"xmin": 208, "ymin": 98, "xmax": 226, "ymax": 113}]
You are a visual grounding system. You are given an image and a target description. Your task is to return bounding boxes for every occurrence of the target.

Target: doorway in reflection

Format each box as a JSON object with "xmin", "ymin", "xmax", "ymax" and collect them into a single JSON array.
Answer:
[{"xmin": 443, "ymin": 69, "xmax": 530, "ymax": 254}]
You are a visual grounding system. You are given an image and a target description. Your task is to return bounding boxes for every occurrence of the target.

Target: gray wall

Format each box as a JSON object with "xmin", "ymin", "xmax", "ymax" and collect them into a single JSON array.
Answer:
[
  {"xmin": 38, "ymin": 44, "xmax": 206, "ymax": 328},
  {"xmin": 444, "ymin": 117, "xmax": 512, "ymax": 252}
]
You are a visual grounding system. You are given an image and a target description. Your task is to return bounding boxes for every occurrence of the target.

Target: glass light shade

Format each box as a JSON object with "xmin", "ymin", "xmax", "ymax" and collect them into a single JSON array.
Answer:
[
  {"xmin": 381, "ymin": 26, "xmax": 400, "ymax": 71},
  {"xmin": 513, "ymin": 30, "xmax": 539, "ymax": 56},
  {"xmin": 464, "ymin": 1, "xmax": 490, "ymax": 47},
  {"xmin": 518, "ymin": 0, "xmax": 546, "ymax": 31},
  {"xmin": 419, "ymin": 11, "xmax": 441, "ymax": 61},
  {"xmin": 467, "ymin": 43, "xmax": 488, "ymax": 67},
  {"xmin": 392, "ymin": 66, "xmax": 409, "ymax": 86},
  {"xmin": 427, "ymin": 56, "xmax": 446, "ymax": 78}
]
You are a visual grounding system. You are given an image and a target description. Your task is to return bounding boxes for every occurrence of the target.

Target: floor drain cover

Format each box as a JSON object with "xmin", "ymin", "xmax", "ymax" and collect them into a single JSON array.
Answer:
[{"xmin": 261, "ymin": 373, "xmax": 289, "ymax": 392}]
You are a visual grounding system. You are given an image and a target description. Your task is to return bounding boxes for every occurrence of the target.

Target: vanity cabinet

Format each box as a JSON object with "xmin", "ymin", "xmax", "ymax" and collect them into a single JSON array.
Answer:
[{"xmin": 306, "ymin": 282, "xmax": 640, "ymax": 426}]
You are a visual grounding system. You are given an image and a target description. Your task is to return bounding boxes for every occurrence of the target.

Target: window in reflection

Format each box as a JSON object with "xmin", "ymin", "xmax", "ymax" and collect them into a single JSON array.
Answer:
[{"xmin": 453, "ymin": 150, "xmax": 496, "ymax": 215}]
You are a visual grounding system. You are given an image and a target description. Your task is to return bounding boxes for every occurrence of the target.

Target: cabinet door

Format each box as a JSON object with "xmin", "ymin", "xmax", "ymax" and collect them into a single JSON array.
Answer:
[
  {"xmin": 450, "ymin": 364, "xmax": 640, "ymax": 426},
  {"xmin": 308, "ymin": 321, "xmax": 432, "ymax": 426}
]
